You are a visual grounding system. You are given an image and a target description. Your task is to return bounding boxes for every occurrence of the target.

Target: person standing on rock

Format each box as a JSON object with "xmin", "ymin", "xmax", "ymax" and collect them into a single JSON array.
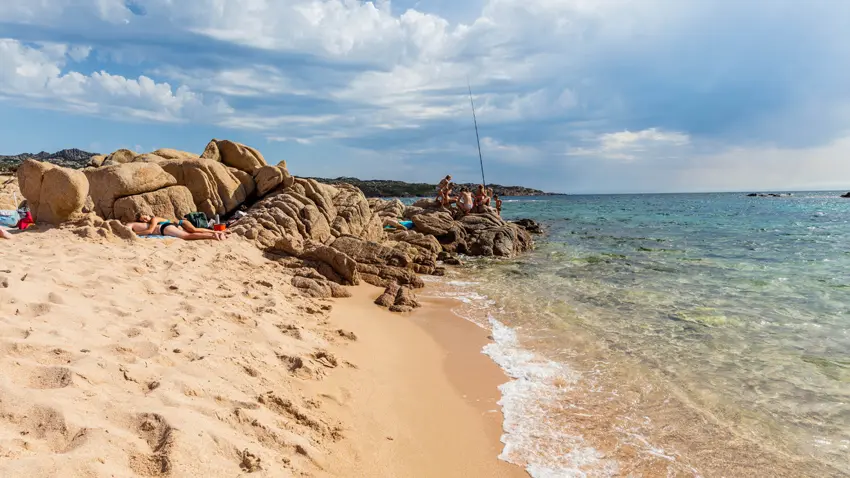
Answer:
[
  {"xmin": 437, "ymin": 175, "xmax": 452, "ymax": 204},
  {"xmin": 494, "ymin": 194, "xmax": 502, "ymax": 216}
]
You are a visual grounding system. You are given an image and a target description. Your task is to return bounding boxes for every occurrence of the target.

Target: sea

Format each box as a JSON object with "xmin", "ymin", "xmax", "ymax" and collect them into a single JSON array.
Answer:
[{"xmin": 413, "ymin": 192, "xmax": 850, "ymax": 477}]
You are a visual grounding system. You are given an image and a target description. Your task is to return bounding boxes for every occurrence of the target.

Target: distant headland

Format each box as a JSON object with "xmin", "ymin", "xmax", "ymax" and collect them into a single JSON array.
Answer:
[{"xmin": 309, "ymin": 177, "xmax": 561, "ymax": 198}]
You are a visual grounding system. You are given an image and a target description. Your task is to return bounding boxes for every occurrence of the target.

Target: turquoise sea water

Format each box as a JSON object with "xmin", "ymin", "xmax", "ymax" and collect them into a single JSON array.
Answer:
[{"xmin": 424, "ymin": 192, "xmax": 850, "ymax": 477}]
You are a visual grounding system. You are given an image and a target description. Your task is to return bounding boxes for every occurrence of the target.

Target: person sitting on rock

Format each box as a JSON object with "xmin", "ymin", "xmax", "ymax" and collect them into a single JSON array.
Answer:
[
  {"xmin": 457, "ymin": 188, "xmax": 474, "ymax": 215},
  {"xmin": 126, "ymin": 214, "xmax": 227, "ymax": 241},
  {"xmin": 436, "ymin": 174, "xmax": 452, "ymax": 203},
  {"xmin": 474, "ymin": 185, "xmax": 489, "ymax": 212},
  {"xmin": 494, "ymin": 194, "xmax": 502, "ymax": 216}
]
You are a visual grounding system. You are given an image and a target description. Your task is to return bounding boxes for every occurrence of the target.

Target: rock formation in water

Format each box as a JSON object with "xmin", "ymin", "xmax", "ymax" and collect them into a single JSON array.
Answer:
[{"xmin": 15, "ymin": 139, "xmax": 536, "ymax": 312}]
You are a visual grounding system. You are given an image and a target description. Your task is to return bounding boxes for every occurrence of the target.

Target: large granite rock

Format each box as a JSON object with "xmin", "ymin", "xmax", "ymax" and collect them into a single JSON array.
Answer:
[
  {"xmin": 112, "ymin": 185, "xmax": 196, "ymax": 223},
  {"xmin": 84, "ymin": 162, "xmax": 176, "ymax": 219},
  {"xmin": 17, "ymin": 160, "xmax": 89, "ymax": 224},
  {"xmin": 207, "ymin": 139, "xmax": 267, "ymax": 175},
  {"xmin": 102, "ymin": 148, "xmax": 137, "ymax": 166},
  {"xmin": 159, "ymin": 158, "xmax": 251, "ymax": 217},
  {"xmin": 368, "ymin": 198, "xmax": 405, "ymax": 219},
  {"xmin": 411, "ymin": 211, "xmax": 454, "ymax": 236}
]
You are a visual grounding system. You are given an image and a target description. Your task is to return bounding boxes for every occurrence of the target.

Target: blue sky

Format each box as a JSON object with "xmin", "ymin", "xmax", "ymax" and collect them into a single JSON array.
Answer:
[{"xmin": 1, "ymin": 0, "xmax": 849, "ymax": 193}]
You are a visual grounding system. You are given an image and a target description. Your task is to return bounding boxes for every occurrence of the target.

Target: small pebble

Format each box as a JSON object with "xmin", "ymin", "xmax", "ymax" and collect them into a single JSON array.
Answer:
[{"xmin": 173, "ymin": 348, "xmax": 182, "ymax": 353}]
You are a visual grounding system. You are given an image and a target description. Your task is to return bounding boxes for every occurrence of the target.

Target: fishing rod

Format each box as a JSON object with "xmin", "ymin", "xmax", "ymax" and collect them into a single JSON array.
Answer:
[{"xmin": 467, "ymin": 78, "xmax": 486, "ymax": 189}]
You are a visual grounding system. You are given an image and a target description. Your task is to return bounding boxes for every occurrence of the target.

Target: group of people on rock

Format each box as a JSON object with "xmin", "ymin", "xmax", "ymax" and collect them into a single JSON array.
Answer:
[{"xmin": 437, "ymin": 175, "xmax": 502, "ymax": 216}]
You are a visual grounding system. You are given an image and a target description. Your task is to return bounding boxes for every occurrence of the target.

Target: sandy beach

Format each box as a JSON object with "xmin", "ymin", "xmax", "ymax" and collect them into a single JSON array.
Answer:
[{"xmin": 0, "ymin": 228, "xmax": 525, "ymax": 477}]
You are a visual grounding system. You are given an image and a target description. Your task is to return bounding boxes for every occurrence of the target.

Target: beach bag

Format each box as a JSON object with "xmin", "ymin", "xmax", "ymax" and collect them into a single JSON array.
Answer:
[
  {"xmin": 17, "ymin": 211, "xmax": 33, "ymax": 230},
  {"xmin": 183, "ymin": 212, "xmax": 210, "ymax": 229}
]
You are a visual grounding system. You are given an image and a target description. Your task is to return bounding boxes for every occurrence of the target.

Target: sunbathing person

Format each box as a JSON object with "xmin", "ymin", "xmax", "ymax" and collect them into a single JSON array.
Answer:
[{"xmin": 126, "ymin": 214, "xmax": 227, "ymax": 241}]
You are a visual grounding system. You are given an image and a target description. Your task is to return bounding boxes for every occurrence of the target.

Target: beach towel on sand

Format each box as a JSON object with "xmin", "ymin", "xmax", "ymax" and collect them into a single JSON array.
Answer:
[{"xmin": 0, "ymin": 210, "xmax": 19, "ymax": 227}]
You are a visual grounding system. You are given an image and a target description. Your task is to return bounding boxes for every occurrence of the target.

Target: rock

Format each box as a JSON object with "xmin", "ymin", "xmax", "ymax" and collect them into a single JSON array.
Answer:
[
  {"xmin": 374, "ymin": 283, "xmax": 400, "ymax": 308},
  {"xmin": 300, "ymin": 242, "xmax": 360, "ymax": 285},
  {"xmin": 402, "ymin": 206, "xmax": 425, "ymax": 220},
  {"xmin": 200, "ymin": 140, "xmax": 221, "ymax": 162},
  {"xmin": 841, "ymin": 192, "xmax": 850, "ymax": 198},
  {"xmin": 369, "ymin": 198, "xmax": 405, "ymax": 219},
  {"xmin": 437, "ymin": 251, "xmax": 463, "ymax": 266},
  {"xmin": 291, "ymin": 274, "xmax": 351, "ymax": 299},
  {"xmin": 214, "ymin": 139, "xmax": 267, "ymax": 174},
  {"xmin": 228, "ymin": 167, "xmax": 257, "ymax": 198},
  {"xmin": 411, "ymin": 211, "xmax": 454, "ymax": 236},
  {"xmin": 331, "ymin": 235, "xmax": 411, "ymax": 268},
  {"xmin": 746, "ymin": 193, "xmax": 758, "ymax": 197},
  {"xmin": 89, "ymin": 155, "xmax": 106, "ymax": 167},
  {"xmin": 103, "ymin": 148, "xmax": 138, "ymax": 166},
  {"xmin": 84, "ymin": 162, "xmax": 176, "ymax": 219},
  {"xmin": 159, "ymin": 158, "xmax": 249, "ymax": 217},
  {"xmin": 112, "ymin": 185, "xmax": 196, "ymax": 222},
  {"xmin": 513, "ymin": 218, "xmax": 543, "ymax": 234},
  {"xmin": 151, "ymin": 148, "xmax": 198, "ymax": 160},
  {"xmin": 389, "ymin": 305, "xmax": 414, "ymax": 313},
  {"xmin": 255, "ymin": 165, "xmax": 292, "ymax": 196},
  {"xmin": 17, "ymin": 160, "xmax": 89, "ymax": 224},
  {"xmin": 394, "ymin": 286, "xmax": 419, "ymax": 308}
]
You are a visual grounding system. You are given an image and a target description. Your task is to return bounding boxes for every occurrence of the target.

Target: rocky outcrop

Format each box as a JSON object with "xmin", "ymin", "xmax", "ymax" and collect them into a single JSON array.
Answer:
[
  {"xmin": 513, "ymin": 218, "xmax": 543, "ymax": 234},
  {"xmin": 14, "ymin": 139, "xmax": 537, "ymax": 314},
  {"xmin": 841, "ymin": 192, "xmax": 850, "ymax": 198},
  {"xmin": 112, "ymin": 185, "xmax": 196, "ymax": 223},
  {"xmin": 16, "ymin": 160, "xmax": 89, "ymax": 225},
  {"xmin": 374, "ymin": 283, "xmax": 420, "ymax": 313}
]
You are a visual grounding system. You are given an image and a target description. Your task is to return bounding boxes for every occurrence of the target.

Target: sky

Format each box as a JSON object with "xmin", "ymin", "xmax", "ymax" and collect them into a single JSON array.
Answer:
[{"xmin": 1, "ymin": 0, "xmax": 849, "ymax": 194}]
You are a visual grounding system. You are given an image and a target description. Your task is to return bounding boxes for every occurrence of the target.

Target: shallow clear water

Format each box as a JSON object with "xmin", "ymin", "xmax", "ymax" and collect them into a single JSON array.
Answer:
[{"xmin": 426, "ymin": 193, "xmax": 850, "ymax": 477}]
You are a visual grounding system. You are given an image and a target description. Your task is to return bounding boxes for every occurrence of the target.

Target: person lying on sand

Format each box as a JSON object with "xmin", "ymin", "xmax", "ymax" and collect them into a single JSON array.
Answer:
[{"xmin": 126, "ymin": 214, "xmax": 228, "ymax": 241}]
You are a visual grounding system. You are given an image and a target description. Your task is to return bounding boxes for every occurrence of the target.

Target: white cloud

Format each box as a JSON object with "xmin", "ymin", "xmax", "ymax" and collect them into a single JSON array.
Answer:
[
  {"xmin": 568, "ymin": 128, "xmax": 691, "ymax": 161},
  {"xmin": 0, "ymin": 39, "xmax": 231, "ymax": 122}
]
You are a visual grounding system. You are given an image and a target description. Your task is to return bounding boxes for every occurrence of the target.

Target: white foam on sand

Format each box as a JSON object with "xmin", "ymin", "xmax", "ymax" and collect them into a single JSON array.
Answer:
[
  {"xmin": 434, "ymin": 277, "xmax": 618, "ymax": 477},
  {"xmin": 484, "ymin": 318, "xmax": 619, "ymax": 478}
]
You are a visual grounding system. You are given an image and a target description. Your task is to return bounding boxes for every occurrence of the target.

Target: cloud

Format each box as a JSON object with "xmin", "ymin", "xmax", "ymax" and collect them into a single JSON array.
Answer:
[
  {"xmin": 567, "ymin": 128, "xmax": 691, "ymax": 161},
  {"xmin": 0, "ymin": 0, "xmax": 849, "ymax": 192},
  {"xmin": 0, "ymin": 38, "xmax": 231, "ymax": 122}
]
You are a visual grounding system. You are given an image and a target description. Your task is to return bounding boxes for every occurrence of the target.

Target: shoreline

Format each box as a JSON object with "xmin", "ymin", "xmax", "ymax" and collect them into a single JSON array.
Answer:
[{"xmin": 322, "ymin": 284, "xmax": 526, "ymax": 477}]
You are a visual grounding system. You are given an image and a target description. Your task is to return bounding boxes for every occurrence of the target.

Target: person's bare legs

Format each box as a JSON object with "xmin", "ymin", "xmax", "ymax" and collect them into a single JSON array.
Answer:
[
  {"xmin": 163, "ymin": 226, "xmax": 223, "ymax": 241},
  {"xmin": 0, "ymin": 228, "xmax": 12, "ymax": 240}
]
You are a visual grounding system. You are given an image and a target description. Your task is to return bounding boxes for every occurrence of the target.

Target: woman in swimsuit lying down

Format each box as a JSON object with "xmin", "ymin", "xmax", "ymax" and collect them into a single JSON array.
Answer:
[{"xmin": 126, "ymin": 214, "xmax": 228, "ymax": 241}]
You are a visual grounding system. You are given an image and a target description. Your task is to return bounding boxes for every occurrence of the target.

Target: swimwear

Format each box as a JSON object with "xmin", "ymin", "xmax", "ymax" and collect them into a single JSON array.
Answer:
[
  {"xmin": 157, "ymin": 219, "xmax": 184, "ymax": 235},
  {"xmin": 157, "ymin": 221, "xmax": 172, "ymax": 236}
]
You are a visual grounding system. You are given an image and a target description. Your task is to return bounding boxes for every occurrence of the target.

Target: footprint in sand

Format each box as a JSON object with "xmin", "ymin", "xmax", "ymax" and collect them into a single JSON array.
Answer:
[
  {"xmin": 128, "ymin": 413, "xmax": 175, "ymax": 477},
  {"xmin": 28, "ymin": 366, "xmax": 73, "ymax": 389},
  {"xmin": 14, "ymin": 405, "xmax": 91, "ymax": 453}
]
